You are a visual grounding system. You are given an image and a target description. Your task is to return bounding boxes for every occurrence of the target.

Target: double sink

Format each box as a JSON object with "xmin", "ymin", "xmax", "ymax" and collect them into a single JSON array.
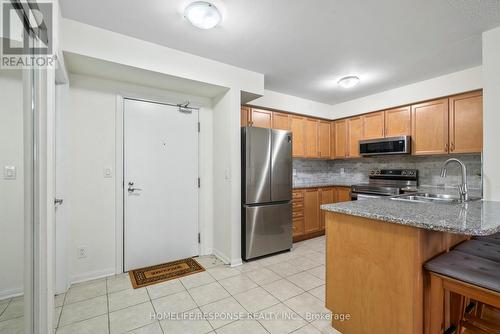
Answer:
[{"xmin": 390, "ymin": 193, "xmax": 480, "ymax": 205}]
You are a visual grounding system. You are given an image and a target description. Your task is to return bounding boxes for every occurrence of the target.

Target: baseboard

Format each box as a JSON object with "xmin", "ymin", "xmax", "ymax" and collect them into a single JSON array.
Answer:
[
  {"xmin": 293, "ymin": 230, "xmax": 325, "ymax": 243},
  {"xmin": 212, "ymin": 248, "xmax": 231, "ymax": 265},
  {"xmin": 69, "ymin": 268, "xmax": 116, "ymax": 285},
  {"xmin": 0, "ymin": 287, "xmax": 23, "ymax": 301},
  {"xmin": 230, "ymin": 258, "xmax": 243, "ymax": 267},
  {"xmin": 199, "ymin": 247, "xmax": 213, "ymax": 257}
]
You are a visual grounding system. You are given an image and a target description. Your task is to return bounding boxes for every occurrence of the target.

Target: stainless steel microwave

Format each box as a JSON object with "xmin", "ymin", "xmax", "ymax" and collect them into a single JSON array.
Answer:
[{"xmin": 359, "ymin": 136, "xmax": 411, "ymax": 156}]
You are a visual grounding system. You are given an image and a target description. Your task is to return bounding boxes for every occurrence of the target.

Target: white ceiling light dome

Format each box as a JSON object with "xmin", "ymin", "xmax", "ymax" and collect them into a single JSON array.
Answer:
[
  {"xmin": 338, "ymin": 76, "xmax": 361, "ymax": 89},
  {"xmin": 184, "ymin": 1, "xmax": 222, "ymax": 30}
]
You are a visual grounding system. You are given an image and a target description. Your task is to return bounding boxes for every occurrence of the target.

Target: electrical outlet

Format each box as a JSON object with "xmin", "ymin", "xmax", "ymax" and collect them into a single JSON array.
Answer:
[
  {"xmin": 103, "ymin": 167, "xmax": 113, "ymax": 178},
  {"xmin": 77, "ymin": 247, "xmax": 87, "ymax": 259}
]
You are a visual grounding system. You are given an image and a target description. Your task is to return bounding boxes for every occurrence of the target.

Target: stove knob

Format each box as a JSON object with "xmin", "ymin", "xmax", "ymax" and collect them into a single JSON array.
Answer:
[
  {"xmin": 410, "ymin": 171, "xmax": 415, "ymax": 176},
  {"xmin": 375, "ymin": 170, "xmax": 380, "ymax": 175},
  {"xmin": 402, "ymin": 171, "xmax": 407, "ymax": 176},
  {"xmin": 370, "ymin": 170, "xmax": 375, "ymax": 175}
]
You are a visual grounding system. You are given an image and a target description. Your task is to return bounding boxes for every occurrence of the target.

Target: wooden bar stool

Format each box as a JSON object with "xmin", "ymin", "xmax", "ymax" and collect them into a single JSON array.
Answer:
[
  {"xmin": 477, "ymin": 232, "xmax": 500, "ymax": 246},
  {"xmin": 455, "ymin": 239, "xmax": 500, "ymax": 263},
  {"xmin": 425, "ymin": 249, "xmax": 500, "ymax": 333},
  {"xmin": 455, "ymin": 239, "xmax": 500, "ymax": 331}
]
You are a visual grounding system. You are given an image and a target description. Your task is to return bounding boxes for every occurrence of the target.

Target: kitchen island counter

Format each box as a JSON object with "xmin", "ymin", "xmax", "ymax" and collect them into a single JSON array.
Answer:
[
  {"xmin": 321, "ymin": 197, "xmax": 500, "ymax": 236},
  {"xmin": 321, "ymin": 197, "xmax": 500, "ymax": 334}
]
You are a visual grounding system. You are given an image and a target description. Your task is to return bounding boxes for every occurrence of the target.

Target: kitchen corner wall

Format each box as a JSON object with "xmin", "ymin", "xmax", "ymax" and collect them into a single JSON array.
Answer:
[{"xmin": 293, "ymin": 154, "xmax": 482, "ymax": 190}]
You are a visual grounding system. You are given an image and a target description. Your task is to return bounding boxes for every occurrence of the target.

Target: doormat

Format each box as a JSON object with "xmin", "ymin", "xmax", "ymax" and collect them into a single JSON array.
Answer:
[{"xmin": 129, "ymin": 257, "xmax": 205, "ymax": 289}]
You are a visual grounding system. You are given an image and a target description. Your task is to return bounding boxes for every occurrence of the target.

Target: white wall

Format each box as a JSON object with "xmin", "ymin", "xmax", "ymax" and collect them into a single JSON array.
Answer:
[
  {"xmin": 61, "ymin": 19, "xmax": 264, "ymax": 97},
  {"xmin": 249, "ymin": 89, "xmax": 334, "ymax": 119},
  {"xmin": 0, "ymin": 72, "xmax": 24, "ymax": 299},
  {"xmin": 212, "ymin": 89, "xmax": 242, "ymax": 265},
  {"xmin": 482, "ymin": 27, "xmax": 500, "ymax": 201},
  {"xmin": 64, "ymin": 74, "xmax": 215, "ymax": 282},
  {"xmin": 328, "ymin": 67, "xmax": 482, "ymax": 119}
]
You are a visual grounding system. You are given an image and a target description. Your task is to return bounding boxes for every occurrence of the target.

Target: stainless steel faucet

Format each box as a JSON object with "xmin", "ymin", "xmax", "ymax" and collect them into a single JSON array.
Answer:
[{"xmin": 440, "ymin": 158, "xmax": 468, "ymax": 202}]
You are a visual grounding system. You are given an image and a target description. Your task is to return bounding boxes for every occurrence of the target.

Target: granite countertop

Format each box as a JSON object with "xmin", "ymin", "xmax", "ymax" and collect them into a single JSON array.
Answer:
[
  {"xmin": 293, "ymin": 182, "xmax": 353, "ymax": 189},
  {"xmin": 321, "ymin": 197, "xmax": 500, "ymax": 236}
]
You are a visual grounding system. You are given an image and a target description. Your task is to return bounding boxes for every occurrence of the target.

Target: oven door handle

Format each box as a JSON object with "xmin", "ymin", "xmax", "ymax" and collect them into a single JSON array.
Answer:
[{"xmin": 353, "ymin": 193, "xmax": 384, "ymax": 200}]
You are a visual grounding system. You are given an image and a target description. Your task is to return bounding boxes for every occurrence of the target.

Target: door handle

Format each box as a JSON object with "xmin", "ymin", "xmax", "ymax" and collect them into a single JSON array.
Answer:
[
  {"xmin": 54, "ymin": 198, "xmax": 63, "ymax": 206},
  {"xmin": 128, "ymin": 182, "xmax": 143, "ymax": 193}
]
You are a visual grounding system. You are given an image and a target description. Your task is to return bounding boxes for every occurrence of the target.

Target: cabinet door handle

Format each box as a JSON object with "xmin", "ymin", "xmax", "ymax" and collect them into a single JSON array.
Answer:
[
  {"xmin": 450, "ymin": 142, "xmax": 455, "ymax": 152},
  {"xmin": 445, "ymin": 143, "xmax": 449, "ymax": 152}
]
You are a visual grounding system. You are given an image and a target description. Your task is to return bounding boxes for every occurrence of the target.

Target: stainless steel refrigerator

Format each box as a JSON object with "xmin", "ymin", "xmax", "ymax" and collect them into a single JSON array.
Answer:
[{"xmin": 241, "ymin": 127, "xmax": 293, "ymax": 260}]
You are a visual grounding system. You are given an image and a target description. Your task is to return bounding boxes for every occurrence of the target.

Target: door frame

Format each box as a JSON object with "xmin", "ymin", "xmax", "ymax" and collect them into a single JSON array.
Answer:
[{"xmin": 114, "ymin": 94, "xmax": 201, "ymax": 274}]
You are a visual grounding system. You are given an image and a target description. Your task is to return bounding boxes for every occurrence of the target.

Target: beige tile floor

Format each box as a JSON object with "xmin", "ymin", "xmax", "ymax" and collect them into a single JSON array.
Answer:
[{"xmin": 0, "ymin": 236, "xmax": 341, "ymax": 334}]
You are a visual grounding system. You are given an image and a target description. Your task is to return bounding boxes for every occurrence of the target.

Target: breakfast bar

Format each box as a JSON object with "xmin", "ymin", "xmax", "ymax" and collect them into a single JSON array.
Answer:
[{"xmin": 321, "ymin": 198, "xmax": 500, "ymax": 334}]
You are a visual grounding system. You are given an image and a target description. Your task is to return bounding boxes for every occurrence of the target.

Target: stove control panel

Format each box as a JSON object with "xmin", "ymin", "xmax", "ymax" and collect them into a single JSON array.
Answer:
[{"xmin": 369, "ymin": 169, "xmax": 418, "ymax": 180}]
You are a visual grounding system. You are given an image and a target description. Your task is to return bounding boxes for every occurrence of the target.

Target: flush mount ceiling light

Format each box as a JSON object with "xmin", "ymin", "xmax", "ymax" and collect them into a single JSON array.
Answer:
[
  {"xmin": 338, "ymin": 76, "xmax": 361, "ymax": 89},
  {"xmin": 184, "ymin": 1, "xmax": 222, "ymax": 29}
]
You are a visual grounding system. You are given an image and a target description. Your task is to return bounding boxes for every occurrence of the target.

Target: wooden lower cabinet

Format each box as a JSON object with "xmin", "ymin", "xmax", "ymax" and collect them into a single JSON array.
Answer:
[
  {"xmin": 292, "ymin": 190, "xmax": 305, "ymax": 238},
  {"xmin": 304, "ymin": 189, "xmax": 320, "ymax": 234},
  {"xmin": 336, "ymin": 187, "xmax": 352, "ymax": 202},
  {"xmin": 319, "ymin": 187, "xmax": 335, "ymax": 229},
  {"xmin": 293, "ymin": 186, "xmax": 350, "ymax": 242}
]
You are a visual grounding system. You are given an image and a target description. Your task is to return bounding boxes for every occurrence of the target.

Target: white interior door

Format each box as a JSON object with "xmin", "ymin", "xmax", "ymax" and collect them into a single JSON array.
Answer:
[{"xmin": 124, "ymin": 99, "xmax": 199, "ymax": 271}]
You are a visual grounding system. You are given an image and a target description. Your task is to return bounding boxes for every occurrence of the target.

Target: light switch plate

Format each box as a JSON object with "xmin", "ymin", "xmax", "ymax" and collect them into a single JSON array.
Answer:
[
  {"xmin": 4, "ymin": 166, "xmax": 16, "ymax": 180},
  {"xmin": 103, "ymin": 167, "xmax": 113, "ymax": 178}
]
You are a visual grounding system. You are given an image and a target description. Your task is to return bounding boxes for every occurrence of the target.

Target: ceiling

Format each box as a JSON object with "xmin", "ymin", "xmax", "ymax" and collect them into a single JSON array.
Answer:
[{"xmin": 59, "ymin": 0, "xmax": 500, "ymax": 105}]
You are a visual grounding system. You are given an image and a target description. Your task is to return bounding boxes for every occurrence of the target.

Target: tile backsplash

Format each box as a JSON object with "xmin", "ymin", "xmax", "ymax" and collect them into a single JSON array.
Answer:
[{"xmin": 293, "ymin": 154, "xmax": 482, "ymax": 190}]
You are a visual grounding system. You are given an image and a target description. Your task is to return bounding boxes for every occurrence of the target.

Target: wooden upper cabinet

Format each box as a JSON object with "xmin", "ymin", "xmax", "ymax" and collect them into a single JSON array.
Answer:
[
  {"xmin": 385, "ymin": 106, "xmax": 411, "ymax": 137},
  {"xmin": 304, "ymin": 189, "xmax": 320, "ymax": 234},
  {"xmin": 449, "ymin": 91, "xmax": 483, "ymax": 154},
  {"xmin": 347, "ymin": 117, "xmax": 363, "ymax": 158},
  {"xmin": 362, "ymin": 112, "xmax": 385, "ymax": 139},
  {"xmin": 336, "ymin": 187, "xmax": 351, "ymax": 202},
  {"xmin": 333, "ymin": 120, "xmax": 347, "ymax": 159},
  {"xmin": 250, "ymin": 108, "xmax": 272, "ymax": 128},
  {"xmin": 291, "ymin": 116, "xmax": 306, "ymax": 157},
  {"xmin": 411, "ymin": 99, "xmax": 449, "ymax": 155},
  {"xmin": 273, "ymin": 112, "xmax": 291, "ymax": 130},
  {"xmin": 318, "ymin": 121, "xmax": 331, "ymax": 158},
  {"xmin": 304, "ymin": 118, "xmax": 319, "ymax": 158},
  {"xmin": 240, "ymin": 106, "xmax": 251, "ymax": 127},
  {"xmin": 330, "ymin": 122, "xmax": 336, "ymax": 159},
  {"xmin": 319, "ymin": 187, "xmax": 335, "ymax": 229}
]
